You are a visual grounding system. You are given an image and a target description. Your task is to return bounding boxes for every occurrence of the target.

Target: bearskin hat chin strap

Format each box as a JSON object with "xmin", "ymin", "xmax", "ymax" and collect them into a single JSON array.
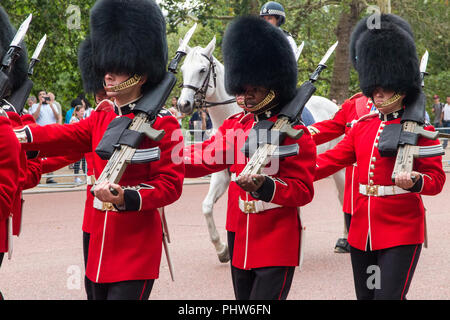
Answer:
[
  {"xmin": 373, "ymin": 92, "xmax": 403, "ymax": 109},
  {"xmin": 103, "ymin": 74, "xmax": 142, "ymax": 92},
  {"xmin": 240, "ymin": 90, "xmax": 278, "ymax": 115}
]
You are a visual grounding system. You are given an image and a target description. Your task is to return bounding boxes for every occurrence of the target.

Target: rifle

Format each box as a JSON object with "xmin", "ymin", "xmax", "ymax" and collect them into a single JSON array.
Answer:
[
  {"xmin": 7, "ymin": 34, "xmax": 47, "ymax": 114},
  {"xmin": 238, "ymin": 41, "xmax": 338, "ymax": 178},
  {"xmin": 378, "ymin": 51, "xmax": 445, "ymax": 182},
  {"xmin": 92, "ymin": 23, "xmax": 197, "ymax": 196},
  {"xmin": 0, "ymin": 14, "xmax": 32, "ymax": 102}
]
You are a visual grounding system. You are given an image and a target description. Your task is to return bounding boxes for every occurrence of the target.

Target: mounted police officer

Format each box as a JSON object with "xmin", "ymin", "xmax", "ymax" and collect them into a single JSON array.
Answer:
[{"xmin": 260, "ymin": 1, "xmax": 297, "ymax": 55}]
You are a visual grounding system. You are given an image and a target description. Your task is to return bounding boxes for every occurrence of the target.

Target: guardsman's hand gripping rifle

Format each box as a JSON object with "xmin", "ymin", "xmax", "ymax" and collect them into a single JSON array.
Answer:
[
  {"xmin": 93, "ymin": 23, "xmax": 197, "ymax": 196},
  {"xmin": 377, "ymin": 51, "xmax": 445, "ymax": 182},
  {"xmin": 0, "ymin": 14, "xmax": 32, "ymax": 113},
  {"xmin": 238, "ymin": 41, "xmax": 338, "ymax": 178}
]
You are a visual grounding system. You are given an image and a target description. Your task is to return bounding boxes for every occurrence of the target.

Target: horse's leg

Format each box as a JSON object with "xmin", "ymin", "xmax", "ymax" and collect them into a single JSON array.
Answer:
[
  {"xmin": 331, "ymin": 169, "xmax": 350, "ymax": 252},
  {"xmin": 202, "ymin": 169, "xmax": 231, "ymax": 263}
]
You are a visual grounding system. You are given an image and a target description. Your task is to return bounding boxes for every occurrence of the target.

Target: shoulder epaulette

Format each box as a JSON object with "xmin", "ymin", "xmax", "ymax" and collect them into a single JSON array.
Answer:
[
  {"xmin": 356, "ymin": 112, "xmax": 378, "ymax": 123},
  {"xmin": 349, "ymin": 92, "xmax": 364, "ymax": 101},
  {"xmin": 225, "ymin": 111, "xmax": 245, "ymax": 121},
  {"xmin": 94, "ymin": 99, "xmax": 114, "ymax": 112}
]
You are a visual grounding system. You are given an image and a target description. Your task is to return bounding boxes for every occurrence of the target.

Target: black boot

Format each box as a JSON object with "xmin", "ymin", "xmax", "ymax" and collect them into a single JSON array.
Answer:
[{"xmin": 334, "ymin": 238, "xmax": 350, "ymax": 253}]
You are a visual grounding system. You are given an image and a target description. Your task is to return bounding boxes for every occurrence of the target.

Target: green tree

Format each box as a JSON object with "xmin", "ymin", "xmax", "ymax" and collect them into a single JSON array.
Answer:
[{"xmin": 3, "ymin": 0, "xmax": 95, "ymax": 116}]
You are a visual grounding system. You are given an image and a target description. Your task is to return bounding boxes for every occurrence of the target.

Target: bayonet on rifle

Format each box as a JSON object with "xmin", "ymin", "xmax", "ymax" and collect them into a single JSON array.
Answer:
[
  {"xmin": 8, "ymin": 34, "xmax": 47, "ymax": 115},
  {"xmin": 28, "ymin": 34, "xmax": 46, "ymax": 76},
  {"xmin": 0, "ymin": 14, "xmax": 32, "ymax": 100}
]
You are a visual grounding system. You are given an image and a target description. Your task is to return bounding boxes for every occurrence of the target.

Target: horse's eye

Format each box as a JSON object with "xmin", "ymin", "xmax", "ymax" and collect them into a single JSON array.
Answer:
[{"xmin": 199, "ymin": 68, "xmax": 206, "ymax": 74}]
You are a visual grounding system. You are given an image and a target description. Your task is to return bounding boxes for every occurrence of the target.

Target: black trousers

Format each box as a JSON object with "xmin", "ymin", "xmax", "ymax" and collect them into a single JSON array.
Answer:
[
  {"xmin": 0, "ymin": 252, "xmax": 3, "ymax": 299},
  {"xmin": 82, "ymin": 231, "xmax": 154, "ymax": 300},
  {"xmin": 73, "ymin": 158, "xmax": 86, "ymax": 174},
  {"xmin": 231, "ymin": 265, "xmax": 295, "ymax": 300},
  {"xmin": 344, "ymin": 212, "xmax": 352, "ymax": 232},
  {"xmin": 228, "ymin": 231, "xmax": 295, "ymax": 300},
  {"xmin": 90, "ymin": 278, "xmax": 154, "ymax": 300},
  {"xmin": 350, "ymin": 244, "xmax": 422, "ymax": 300},
  {"xmin": 83, "ymin": 232, "xmax": 94, "ymax": 300}
]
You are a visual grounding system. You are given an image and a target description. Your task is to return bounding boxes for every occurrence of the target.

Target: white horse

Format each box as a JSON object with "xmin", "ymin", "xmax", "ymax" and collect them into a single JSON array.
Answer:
[{"xmin": 178, "ymin": 37, "xmax": 345, "ymax": 263}]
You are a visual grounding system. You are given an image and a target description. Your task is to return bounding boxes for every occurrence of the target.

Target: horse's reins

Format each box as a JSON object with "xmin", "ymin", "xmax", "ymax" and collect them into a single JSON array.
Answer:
[{"xmin": 180, "ymin": 53, "xmax": 236, "ymax": 108}]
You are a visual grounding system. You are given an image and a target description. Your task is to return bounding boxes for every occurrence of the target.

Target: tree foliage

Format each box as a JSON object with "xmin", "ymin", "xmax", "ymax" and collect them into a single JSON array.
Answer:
[{"xmin": 3, "ymin": 0, "xmax": 95, "ymax": 113}]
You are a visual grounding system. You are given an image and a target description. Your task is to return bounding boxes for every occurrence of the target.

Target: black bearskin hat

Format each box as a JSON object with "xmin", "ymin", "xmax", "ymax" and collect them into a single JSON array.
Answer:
[
  {"xmin": 88, "ymin": 0, "xmax": 168, "ymax": 93},
  {"xmin": 0, "ymin": 6, "xmax": 29, "ymax": 96},
  {"xmin": 77, "ymin": 37, "xmax": 103, "ymax": 94},
  {"xmin": 350, "ymin": 14, "xmax": 421, "ymax": 106},
  {"xmin": 222, "ymin": 15, "xmax": 297, "ymax": 104}
]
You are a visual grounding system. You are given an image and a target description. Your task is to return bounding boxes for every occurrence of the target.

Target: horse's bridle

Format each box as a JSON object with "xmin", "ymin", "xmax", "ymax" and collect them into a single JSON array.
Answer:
[{"xmin": 180, "ymin": 53, "xmax": 235, "ymax": 109}]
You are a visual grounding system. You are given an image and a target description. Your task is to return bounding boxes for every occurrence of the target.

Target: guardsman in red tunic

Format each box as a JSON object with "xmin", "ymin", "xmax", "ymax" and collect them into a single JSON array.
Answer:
[
  {"xmin": 16, "ymin": 0, "xmax": 184, "ymax": 300},
  {"xmin": 184, "ymin": 16, "xmax": 316, "ymax": 300},
  {"xmin": 315, "ymin": 14, "xmax": 446, "ymax": 300},
  {"xmin": 0, "ymin": 6, "xmax": 31, "ymax": 300},
  {"xmin": 308, "ymin": 93, "xmax": 375, "ymax": 253}
]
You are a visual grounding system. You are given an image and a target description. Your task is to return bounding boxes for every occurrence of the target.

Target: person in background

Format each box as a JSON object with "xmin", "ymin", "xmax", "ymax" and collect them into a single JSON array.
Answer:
[
  {"xmin": 260, "ymin": 1, "xmax": 297, "ymax": 56},
  {"xmin": 431, "ymin": 94, "xmax": 444, "ymax": 129},
  {"xmin": 28, "ymin": 90, "xmax": 60, "ymax": 183},
  {"xmin": 167, "ymin": 96, "xmax": 185, "ymax": 128},
  {"xmin": 26, "ymin": 96, "xmax": 36, "ymax": 113},
  {"xmin": 29, "ymin": 90, "xmax": 60, "ymax": 126},
  {"xmin": 48, "ymin": 92, "xmax": 63, "ymax": 124},
  {"xmin": 70, "ymin": 105, "xmax": 87, "ymax": 184},
  {"xmin": 188, "ymin": 106, "xmax": 212, "ymax": 141},
  {"xmin": 441, "ymin": 95, "xmax": 450, "ymax": 149}
]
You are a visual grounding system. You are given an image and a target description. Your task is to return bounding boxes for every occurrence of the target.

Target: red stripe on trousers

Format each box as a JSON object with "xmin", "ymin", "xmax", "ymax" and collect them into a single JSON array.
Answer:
[
  {"xmin": 401, "ymin": 245, "xmax": 419, "ymax": 300},
  {"xmin": 139, "ymin": 280, "xmax": 148, "ymax": 300},
  {"xmin": 278, "ymin": 268, "xmax": 289, "ymax": 300}
]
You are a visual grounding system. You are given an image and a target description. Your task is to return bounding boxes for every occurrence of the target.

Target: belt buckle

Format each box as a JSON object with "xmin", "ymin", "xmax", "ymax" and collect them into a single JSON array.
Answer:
[
  {"xmin": 366, "ymin": 185, "xmax": 379, "ymax": 196},
  {"xmin": 102, "ymin": 202, "xmax": 115, "ymax": 211},
  {"xmin": 244, "ymin": 201, "xmax": 257, "ymax": 214}
]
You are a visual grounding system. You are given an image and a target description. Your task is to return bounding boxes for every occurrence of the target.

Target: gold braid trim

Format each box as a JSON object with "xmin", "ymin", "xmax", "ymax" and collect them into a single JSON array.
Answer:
[
  {"xmin": 375, "ymin": 93, "xmax": 403, "ymax": 108},
  {"xmin": 243, "ymin": 90, "xmax": 276, "ymax": 113},
  {"xmin": 104, "ymin": 74, "xmax": 142, "ymax": 92}
]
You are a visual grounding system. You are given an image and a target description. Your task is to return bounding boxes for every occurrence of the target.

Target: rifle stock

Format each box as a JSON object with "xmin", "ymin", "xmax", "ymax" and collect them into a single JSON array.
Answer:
[{"xmin": 93, "ymin": 72, "xmax": 177, "ymax": 195}]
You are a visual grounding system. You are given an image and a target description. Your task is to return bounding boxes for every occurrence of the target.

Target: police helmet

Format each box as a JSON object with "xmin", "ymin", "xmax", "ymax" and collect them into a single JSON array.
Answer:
[{"xmin": 260, "ymin": 1, "xmax": 286, "ymax": 26}]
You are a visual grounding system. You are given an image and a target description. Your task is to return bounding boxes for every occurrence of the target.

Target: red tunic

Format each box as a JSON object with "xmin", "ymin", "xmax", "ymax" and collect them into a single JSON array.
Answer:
[
  {"xmin": 5, "ymin": 113, "xmax": 43, "ymax": 237},
  {"xmin": 20, "ymin": 99, "xmax": 185, "ymax": 282},
  {"xmin": 184, "ymin": 113, "xmax": 242, "ymax": 232},
  {"xmin": 0, "ymin": 116, "xmax": 21, "ymax": 252},
  {"xmin": 184, "ymin": 111, "xmax": 316, "ymax": 269},
  {"xmin": 310, "ymin": 93, "xmax": 374, "ymax": 214},
  {"xmin": 40, "ymin": 153, "xmax": 94, "ymax": 233},
  {"xmin": 315, "ymin": 112, "xmax": 445, "ymax": 251}
]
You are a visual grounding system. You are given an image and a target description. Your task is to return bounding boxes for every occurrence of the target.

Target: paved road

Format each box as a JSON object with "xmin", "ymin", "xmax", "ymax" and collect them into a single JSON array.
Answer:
[{"xmin": 0, "ymin": 175, "xmax": 449, "ymax": 300}]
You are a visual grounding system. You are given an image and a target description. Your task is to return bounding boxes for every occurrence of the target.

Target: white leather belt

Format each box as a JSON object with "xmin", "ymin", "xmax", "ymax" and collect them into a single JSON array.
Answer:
[
  {"xmin": 93, "ymin": 197, "xmax": 117, "ymax": 212},
  {"xmin": 359, "ymin": 184, "xmax": 411, "ymax": 197},
  {"xmin": 239, "ymin": 198, "xmax": 282, "ymax": 214},
  {"xmin": 87, "ymin": 175, "xmax": 96, "ymax": 186}
]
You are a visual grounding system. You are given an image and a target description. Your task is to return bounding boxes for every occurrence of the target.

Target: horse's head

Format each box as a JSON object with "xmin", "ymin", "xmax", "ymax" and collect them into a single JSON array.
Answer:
[{"xmin": 178, "ymin": 37, "xmax": 216, "ymax": 114}]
